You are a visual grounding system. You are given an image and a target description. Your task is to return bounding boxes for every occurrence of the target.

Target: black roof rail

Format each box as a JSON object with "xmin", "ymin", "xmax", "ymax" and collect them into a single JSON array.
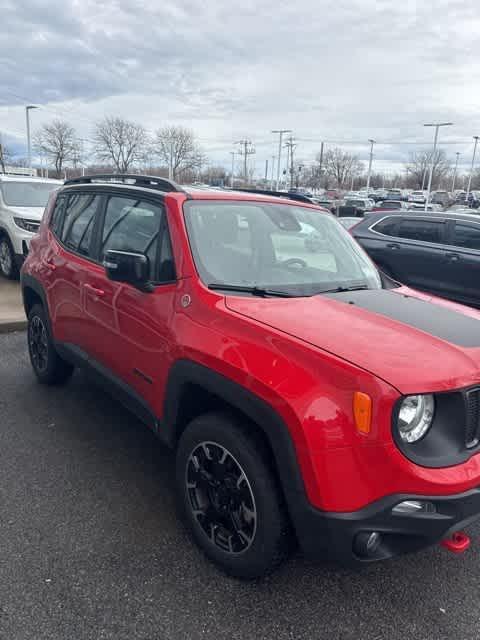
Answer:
[
  {"xmin": 234, "ymin": 188, "xmax": 315, "ymax": 204},
  {"xmin": 64, "ymin": 174, "xmax": 185, "ymax": 194}
]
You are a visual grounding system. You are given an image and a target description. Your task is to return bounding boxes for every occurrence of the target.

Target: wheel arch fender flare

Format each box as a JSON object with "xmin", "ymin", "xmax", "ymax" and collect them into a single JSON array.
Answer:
[{"xmin": 163, "ymin": 358, "xmax": 308, "ymax": 503}]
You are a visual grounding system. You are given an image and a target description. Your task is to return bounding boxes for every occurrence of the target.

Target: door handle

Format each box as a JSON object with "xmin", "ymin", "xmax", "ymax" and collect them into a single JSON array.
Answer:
[
  {"xmin": 445, "ymin": 253, "xmax": 460, "ymax": 262},
  {"xmin": 387, "ymin": 243, "xmax": 401, "ymax": 250},
  {"xmin": 84, "ymin": 283, "xmax": 105, "ymax": 297},
  {"xmin": 44, "ymin": 260, "xmax": 56, "ymax": 271}
]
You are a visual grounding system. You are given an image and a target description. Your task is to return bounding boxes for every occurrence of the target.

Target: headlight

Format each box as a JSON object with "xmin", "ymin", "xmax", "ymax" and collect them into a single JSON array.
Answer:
[
  {"xmin": 13, "ymin": 217, "xmax": 40, "ymax": 233},
  {"xmin": 397, "ymin": 394, "xmax": 435, "ymax": 443}
]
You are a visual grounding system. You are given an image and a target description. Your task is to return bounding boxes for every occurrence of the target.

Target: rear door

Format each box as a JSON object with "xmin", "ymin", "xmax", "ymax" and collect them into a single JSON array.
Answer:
[
  {"xmin": 443, "ymin": 219, "xmax": 480, "ymax": 306},
  {"xmin": 44, "ymin": 190, "xmax": 103, "ymax": 350},
  {"xmin": 391, "ymin": 217, "xmax": 451, "ymax": 295}
]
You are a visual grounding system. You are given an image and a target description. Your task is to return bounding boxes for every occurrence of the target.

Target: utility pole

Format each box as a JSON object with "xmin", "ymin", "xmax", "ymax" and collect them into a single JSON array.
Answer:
[
  {"xmin": 317, "ymin": 142, "xmax": 324, "ymax": 188},
  {"xmin": 451, "ymin": 152, "xmax": 460, "ymax": 192},
  {"xmin": 284, "ymin": 135, "xmax": 296, "ymax": 189},
  {"xmin": 264, "ymin": 159, "xmax": 269, "ymax": 182},
  {"xmin": 423, "ymin": 122, "xmax": 453, "ymax": 211},
  {"xmin": 270, "ymin": 155, "xmax": 275, "ymax": 189},
  {"xmin": 26, "ymin": 105, "xmax": 38, "ymax": 176},
  {"xmin": 466, "ymin": 136, "xmax": 479, "ymax": 200},
  {"xmin": 366, "ymin": 139, "xmax": 375, "ymax": 191},
  {"xmin": 236, "ymin": 140, "xmax": 255, "ymax": 182},
  {"xmin": 272, "ymin": 129, "xmax": 291, "ymax": 190},
  {"xmin": 230, "ymin": 151, "xmax": 235, "ymax": 188}
]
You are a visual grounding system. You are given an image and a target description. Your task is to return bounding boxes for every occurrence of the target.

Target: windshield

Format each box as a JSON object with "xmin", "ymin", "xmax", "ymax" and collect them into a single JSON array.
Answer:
[
  {"xmin": 184, "ymin": 200, "xmax": 381, "ymax": 295},
  {"xmin": 1, "ymin": 181, "xmax": 59, "ymax": 207}
]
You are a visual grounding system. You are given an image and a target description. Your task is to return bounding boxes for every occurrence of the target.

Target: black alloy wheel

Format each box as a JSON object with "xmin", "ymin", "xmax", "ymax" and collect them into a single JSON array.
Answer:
[{"xmin": 185, "ymin": 441, "xmax": 257, "ymax": 554}]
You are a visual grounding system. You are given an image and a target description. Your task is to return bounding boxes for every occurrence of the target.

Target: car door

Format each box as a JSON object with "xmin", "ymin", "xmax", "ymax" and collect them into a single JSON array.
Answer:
[
  {"xmin": 354, "ymin": 215, "xmax": 401, "ymax": 274},
  {"xmin": 442, "ymin": 219, "xmax": 480, "ymax": 306},
  {"xmin": 43, "ymin": 191, "xmax": 103, "ymax": 351},
  {"xmin": 81, "ymin": 192, "xmax": 177, "ymax": 416},
  {"xmin": 390, "ymin": 217, "xmax": 451, "ymax": 295}
]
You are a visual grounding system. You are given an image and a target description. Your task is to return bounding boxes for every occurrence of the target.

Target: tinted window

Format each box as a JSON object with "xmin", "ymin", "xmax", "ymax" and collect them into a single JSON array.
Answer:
[
  {"xmin": 50, "ymin": 195, "xmax": 65, "ymax": 237},
  {"xmin": 372, "ymin": 217, "xmax": 398, "ymax": 236},
  {"xmin": 61, "ymin": 194, "xmax": 100, "ymax": 257},
  {"xmin": 451, "ymin": 222, "xmax": 480, "ymax": 251},
  {"xmin": 397, "ymin": 219, "xmax": 444, "ymax": 244},
  {"xmin": 101, "ymin": 196, "xmax": 164, "ymax": 280}
]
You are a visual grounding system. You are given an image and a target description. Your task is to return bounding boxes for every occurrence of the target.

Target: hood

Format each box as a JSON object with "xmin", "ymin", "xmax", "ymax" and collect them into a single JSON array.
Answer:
[
  {"xmin": 7, "ymin": 206, "xmax": 45, "ymax": 221},
  {"xmin": 225, "ymin": 288, "xmax": 480, "ymax": 395}
]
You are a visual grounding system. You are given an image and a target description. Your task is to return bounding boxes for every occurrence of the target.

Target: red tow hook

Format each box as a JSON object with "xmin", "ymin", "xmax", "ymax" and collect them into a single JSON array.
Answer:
[{"xmin": 440, "ymin": 531, "xmax": 471, "ymax": 554}]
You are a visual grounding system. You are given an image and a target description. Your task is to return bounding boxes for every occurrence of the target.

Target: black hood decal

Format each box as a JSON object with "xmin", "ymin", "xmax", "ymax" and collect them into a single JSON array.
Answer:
[{"xmin": 327, "ymin": 289, "xmax": 480, "ymax": 348}]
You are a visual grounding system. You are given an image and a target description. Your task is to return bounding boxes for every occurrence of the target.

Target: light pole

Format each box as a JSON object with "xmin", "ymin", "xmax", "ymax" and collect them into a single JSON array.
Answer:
[
  {"xmin": 272, "ymin": 129, "xmax": 291, "ymax": 191},
  {"xmin": 423, "ymin": 122, "xmax": 453, "ymax": 211},
  {"xmin": 451, "ymin": 151, "xmax": 460, "ymax": 192},
  {"xmin": 26, "ymin": 105, "xmax": 38, "ymax": 175},
  {"xmin": 365, "ymin": 139, "xmax": 375, "ymax": 192},
  {"xmin": 270, "ymin": 155, "xmax": 275, "ymax": 189},
  {"xmin": 466, "ymin": 136, "xmax": 479, "ymax": 200},
  {"xmin": 230, "ymin": 151, "xmax": 235, "ymax": 188}
]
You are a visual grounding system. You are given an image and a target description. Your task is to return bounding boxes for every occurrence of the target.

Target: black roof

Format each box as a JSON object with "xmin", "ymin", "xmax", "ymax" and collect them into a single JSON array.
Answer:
[{"xmin": 64, "ymin": 173, "xmax": 185, "ymax": 194}]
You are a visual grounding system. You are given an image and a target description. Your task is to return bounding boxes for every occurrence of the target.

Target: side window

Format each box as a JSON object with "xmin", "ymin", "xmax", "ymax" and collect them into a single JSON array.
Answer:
[
  {"xmin": 451, "ymin": 222, "xmax": 480, "ymax": 251},
  {"xmin": 101, "ymin": 196, "xmax": 164, "ymax": 280},
  {"xmin": 397, "ymin": 219, "xmax": 445, "ymax": 244},
  {"xmin": 50, "ymin": 195, "xmax": 66, "ymax": 237},
  {"xmin": 61, "ymin": 194, "xmax": 101, "ymax": 257},
  {"xmin": 372, "ymin": 217, "xmax": 398, "ymax": 237}
]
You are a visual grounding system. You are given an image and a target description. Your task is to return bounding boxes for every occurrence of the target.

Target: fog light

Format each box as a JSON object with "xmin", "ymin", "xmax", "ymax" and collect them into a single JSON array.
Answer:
[
  {"xmin": 392, "ymin": 500, "xmax": 436, "ymax": 515},
  {"xmin": 354, "ymin": 531, "xmax": 382, "ymax": 557}
]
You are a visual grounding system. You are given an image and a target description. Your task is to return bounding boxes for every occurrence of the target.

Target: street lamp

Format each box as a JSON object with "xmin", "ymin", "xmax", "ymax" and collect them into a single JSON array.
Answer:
[
  {"xmin": 423, "ymin": 122, "xmax": 453, "ymax": 212},
  {"xmin": 366, "ymin": 139, "xmax": 375, "ymax": 192},
  {"xmin": 26, "ymin": 105, "xmax": 38, "ymax": 176},
  {"xmin": 230, "ymin": 151, "xmax": 235, "ymax": 188},
  {"xmin": 466, "ymin": 136, "xmax": 479, "ymax": 201},
  {"xmin": 451, "ymin": 152, "xmax": 460, "ymax": 192},
  {"xmin": 272, "ymin": 129, "xmax": 291, "ymax": 190}
]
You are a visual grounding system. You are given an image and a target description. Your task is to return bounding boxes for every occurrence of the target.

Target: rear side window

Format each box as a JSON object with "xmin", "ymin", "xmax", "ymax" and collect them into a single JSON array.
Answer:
[
  {"xmin": 372, "ymin": 217, "xmax": 398, "ymax": 236},
  {"xmin": 61, "ymin": 194, "xmax": 101, "ymax": 257},
  {"xmin": 451, "ymin": 222, "xmax": 480, "ymax": 250},
  {"xmin": 397, "ymin": 219, "xmax": 445, "ymax": 244},
  {"xmin": 100, "ymin": 196, "xmax": 170, "ymax": 281}
]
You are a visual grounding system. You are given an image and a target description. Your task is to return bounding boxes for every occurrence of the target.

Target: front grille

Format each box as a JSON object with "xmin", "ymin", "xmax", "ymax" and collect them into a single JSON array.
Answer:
[{"xmin": 465, "ymin": 388, "xmax": 480, "ymax": 448}]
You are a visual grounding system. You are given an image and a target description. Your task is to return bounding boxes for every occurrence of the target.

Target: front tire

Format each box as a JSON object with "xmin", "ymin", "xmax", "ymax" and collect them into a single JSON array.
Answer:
[
  {"xmin": 0, "ymin": 235, "xmax": 18, "ymax": 280},
  {"xmin": 27, "ymin": 304, "xmax": 74, "ymax": 385},
  {"xmin": 176, "ymin": 412, "xmax": 292, "ymax": 579}
]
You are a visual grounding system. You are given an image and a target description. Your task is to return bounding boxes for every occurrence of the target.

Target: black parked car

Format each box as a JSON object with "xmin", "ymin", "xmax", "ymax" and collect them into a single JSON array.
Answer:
[{"xmin": 352, "ymin": 211, "xmax": 480, "ymax": 307}]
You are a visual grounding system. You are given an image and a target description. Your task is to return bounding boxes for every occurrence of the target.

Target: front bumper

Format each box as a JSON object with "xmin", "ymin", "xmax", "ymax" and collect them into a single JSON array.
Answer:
[{"xmin": 292, "ymin": 487, "xmax": 480, "ymax": 566}]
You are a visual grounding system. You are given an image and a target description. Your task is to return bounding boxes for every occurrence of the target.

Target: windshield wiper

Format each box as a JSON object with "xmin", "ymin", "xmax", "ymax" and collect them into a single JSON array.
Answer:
[
  {"xmin": 208, "ymin": 283, "xmax": 297, "ymax": 298},
  {"xmin": 317, "ymin": 284, "xmax": 370, "ymax": 294}
]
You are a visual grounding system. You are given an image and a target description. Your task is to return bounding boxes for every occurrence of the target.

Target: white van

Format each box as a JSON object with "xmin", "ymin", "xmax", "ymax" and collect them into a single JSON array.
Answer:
[{"xmin": 0, "ymin": 175, "xmax": 62, "ymax": 278}]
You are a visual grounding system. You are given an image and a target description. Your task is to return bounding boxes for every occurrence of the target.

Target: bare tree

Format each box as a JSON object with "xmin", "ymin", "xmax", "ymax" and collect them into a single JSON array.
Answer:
[
  {"xmin": 323, "ymin": 147, "xmax": 364, "ymax": 187},
  {"xmin": 94, "ymin": 117, "xmax": 149, "ymax": 173},
  {"xmin": 154, "ymin": 126, "xmax": 204, "ymax": 180},
  {"xmin": 34, "ymin": 119, "xmax": 78, "ymax": 174},
  {"xmin": 0, "ymin": 140, "xmax": 12, "ymax": 173},
  {"xmin": 405, "ymin": 149, "xmax": 451, "ymax": 189}
]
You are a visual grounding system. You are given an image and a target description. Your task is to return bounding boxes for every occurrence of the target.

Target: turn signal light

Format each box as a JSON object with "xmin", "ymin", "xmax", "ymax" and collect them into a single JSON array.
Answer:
[{"xmin": 353, "ymin": 392, "xmax": 372, "ymax": 434}]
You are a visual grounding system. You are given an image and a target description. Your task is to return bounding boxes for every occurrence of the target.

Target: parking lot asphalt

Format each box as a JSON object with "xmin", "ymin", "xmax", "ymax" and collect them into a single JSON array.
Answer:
[{"xmin": 1, "ymin": 331, "xmax": 480, "ymax": 640}]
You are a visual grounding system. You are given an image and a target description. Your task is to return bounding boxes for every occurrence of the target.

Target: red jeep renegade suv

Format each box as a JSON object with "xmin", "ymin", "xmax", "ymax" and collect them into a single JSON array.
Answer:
[{"xmin": 21, "ymin": 174, "xmax": 480, "ymax": 578}]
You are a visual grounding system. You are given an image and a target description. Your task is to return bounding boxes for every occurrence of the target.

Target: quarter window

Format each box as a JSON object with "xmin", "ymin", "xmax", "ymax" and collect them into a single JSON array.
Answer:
[
  {"xmin": 451, "ymin": 222, "xmax": 480, "ymax": 251},
  {"xmin": 61, "ymin": 194, "xmax": 100, "ymax": 257},
  {"xmin": 50, "ymin": 195, "xmax": 66, "ymax": 237},
  {"xmin": 397, "ymin": 219, "xmax": 444, "ymax": 244}
]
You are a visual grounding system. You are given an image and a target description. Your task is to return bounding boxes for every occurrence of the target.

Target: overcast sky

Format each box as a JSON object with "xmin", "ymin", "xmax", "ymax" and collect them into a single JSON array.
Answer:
[{"xmin": 1, "ymin": 0, "xmax": 479, "ymax": 174}]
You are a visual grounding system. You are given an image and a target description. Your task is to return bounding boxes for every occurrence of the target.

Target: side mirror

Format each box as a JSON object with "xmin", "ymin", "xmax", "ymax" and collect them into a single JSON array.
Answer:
[{"xmin": 103, "ymin": 250, "xmax": 151, "ymax": 289}]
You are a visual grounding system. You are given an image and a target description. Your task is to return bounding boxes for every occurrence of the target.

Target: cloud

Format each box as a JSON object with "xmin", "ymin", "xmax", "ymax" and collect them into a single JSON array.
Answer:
[{"xmin": 1, "ymin": 0, "xmax": 478, "ymax": 171}]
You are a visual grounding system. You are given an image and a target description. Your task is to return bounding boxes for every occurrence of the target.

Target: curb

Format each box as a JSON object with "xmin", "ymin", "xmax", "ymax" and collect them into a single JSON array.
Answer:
[{"xmin": 0, "ymin": 319, "xmax": 27, "ymax": 334}]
